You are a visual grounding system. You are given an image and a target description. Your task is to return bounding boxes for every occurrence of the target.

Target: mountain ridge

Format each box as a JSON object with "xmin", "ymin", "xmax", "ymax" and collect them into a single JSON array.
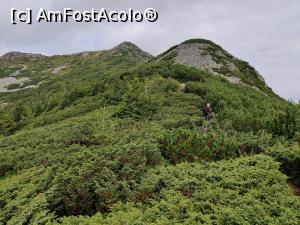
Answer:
[
  {"xmin": 0, "ymin": 52, "xmax": 47, "ymax": 60},
  {"xmin": 0, "ymin": 39, "xmax": 273, "ymax": 96},
  {"xmin": 0, "ymin": 38, "xmax": 272, "ymax": 96},
  {"xmin": 0, "ymin": 41, "xmax": 152, "ymax": 60}
]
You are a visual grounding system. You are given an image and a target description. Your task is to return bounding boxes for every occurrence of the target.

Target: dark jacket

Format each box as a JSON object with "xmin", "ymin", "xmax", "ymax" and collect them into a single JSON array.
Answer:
[{"xmin": 203, "ymin": 106, "xmax": 212, "ymax": 116}]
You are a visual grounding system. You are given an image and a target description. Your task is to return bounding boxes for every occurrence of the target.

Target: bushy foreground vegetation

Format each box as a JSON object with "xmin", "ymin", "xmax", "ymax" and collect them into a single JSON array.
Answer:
[
  {"xmin": 48, "ymin": 155, "xmax": 300, "ymax": 225},
  {"xmin": 0, "ymin": 40, "xmax": 300, "ymax": 224}
]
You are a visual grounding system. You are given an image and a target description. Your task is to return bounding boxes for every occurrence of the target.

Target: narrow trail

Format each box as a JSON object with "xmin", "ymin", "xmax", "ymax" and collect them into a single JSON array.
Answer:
[{"xmin": 288, "ymin": 181, "xmax": 300, "ymax": 196}]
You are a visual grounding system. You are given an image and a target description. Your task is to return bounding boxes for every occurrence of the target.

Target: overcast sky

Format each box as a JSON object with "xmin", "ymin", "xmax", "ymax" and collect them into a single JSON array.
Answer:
[{"xmin": 1, "ymin": 0, "xmax": 299, "ymax": 101}]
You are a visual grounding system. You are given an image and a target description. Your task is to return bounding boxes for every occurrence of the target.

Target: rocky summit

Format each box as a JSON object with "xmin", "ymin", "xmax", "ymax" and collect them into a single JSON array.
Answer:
[{"xmin": 155, "ymin": 39, "xmax": 267, "ymax": 92}]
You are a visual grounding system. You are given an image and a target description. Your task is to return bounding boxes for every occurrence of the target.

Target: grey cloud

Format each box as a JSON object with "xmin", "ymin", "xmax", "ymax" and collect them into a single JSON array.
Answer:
[{"xmin": 0, "ymin": 0, "xmax": 299, "ymax": 101}]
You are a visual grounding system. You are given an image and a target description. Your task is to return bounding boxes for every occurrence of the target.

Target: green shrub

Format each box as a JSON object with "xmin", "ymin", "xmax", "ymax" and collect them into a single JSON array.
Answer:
[
  {"xmin": 269, "ymin": 104, "xmax": 299, "ymax": 139},
  {"xmin": 159, "ymin": 128, "xmax": 271, "ymax": 164},
  {"xmin": 162, "ymin": 115, "xmax": 203, "ymax": 130},
  {"xmin": 115, "ymin": 96, "xmax": 159, "ymax": 120},
  {"xmin": 169, "ymin": 64, "xmax": 207, "ymax": 82},
  {"xmin": 160, "ymin": 51, "xmax": 178, "ymax": 62},
  {"xmin": 266, "ymin": 143, "xmax": 300, "ymax": 185},
  {"xmin": 5, "ymin": 83, "xmax": 22, "ymax": 90},
  {"xmin": 181, "ymin": 39, "xmax": 222, "ymax": 50},
  {"xmin": 114, "ymin": 78, "xmax": 161, "ymax": 120},
  {"xmin": 48, "ymin": 155, "xmax": 300, "ymax": 225},
  {"xmin": 48, "ymin": 140, "xmax": 162, "ymax": 216},
  {"xmin": 60, "ymin": 84, "xmax": 102, "ymax": 109}
]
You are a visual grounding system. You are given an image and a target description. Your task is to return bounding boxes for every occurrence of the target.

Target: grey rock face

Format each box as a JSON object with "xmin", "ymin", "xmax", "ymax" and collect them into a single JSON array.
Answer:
[
  {"xmin": 224, "ymin": 75, "xmax": 242, "ymax": 84},
  {"xmin": 0, "ymin": 64, "xmax": 40, "ymax": 93},
  {"xmin": 157, "ymin": 42, "xmax": 239, "ymax": 74},
  {"xmin": 0, "ymin": 77, "xmax": 29, "ymax": 92},
  {"xmin": 174, "ymin": 43, "xmax": 221, "ymax": 72},
  {"xmin": 52, "ymin": 65, "xmax": 68, "ymax": 74}
]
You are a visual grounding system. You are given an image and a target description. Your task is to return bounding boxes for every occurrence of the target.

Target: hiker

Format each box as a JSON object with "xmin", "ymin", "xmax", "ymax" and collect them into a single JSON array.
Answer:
[{"xmin": 203, "ymin": 103, "xmax": 213, "ymax": 120}]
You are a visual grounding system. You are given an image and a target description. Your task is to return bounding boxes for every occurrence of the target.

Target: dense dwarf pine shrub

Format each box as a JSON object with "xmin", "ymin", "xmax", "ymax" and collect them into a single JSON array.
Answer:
[
  {"xmin": 114, "ymin": 77, "xmax": 160, "ymax": 120},
  {"xmin": 45, "ymin": 140, "xmax": 163, "ymax": 216},
  {"xmin": 269, "ymin": 104, "xmax": 299, "ymax": 139},
  {"xmin": 48, "ymin": 155, "xmax": 300, "ymax": 225},
  {"xmin": 159, "ymin": 127, "xmax": 271, "ymax": 163},
  {"xmin": 266, "ymin": 143, "xmax": 300, "ymax": 185}
]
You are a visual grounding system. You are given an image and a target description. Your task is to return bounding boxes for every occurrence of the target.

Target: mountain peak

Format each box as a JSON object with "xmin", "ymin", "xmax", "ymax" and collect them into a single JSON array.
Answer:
[
  {"xmin": 181, "ymin": 38, "xmax": 223, "ymax": 49},
  {"xmin": 154, "ymin": 38, "xmax": 266, "ymax": 87},
  {"xmin": 155, "ymin": 38, "xmax": 235, "ymax": 71},
  {"xmin": 114, "ymin": 41, "xmax": 139, "ymax": 49},
  {"xmin": 109, "ymin": 42, "xmax": 153, "ymax": 61}
]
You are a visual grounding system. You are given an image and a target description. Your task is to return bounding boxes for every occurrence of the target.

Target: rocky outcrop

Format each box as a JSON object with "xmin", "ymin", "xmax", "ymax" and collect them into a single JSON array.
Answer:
[
  {"xmin": 52, "ymin": 65, "xmax": 68, "ymax": 74},
  {"xmin": 156, "ymin": 41, "xmax": 238, "ymax": 73},
  {"xmin": 174, "ymin": 43, "xmax": 222, "ymax": 72}
]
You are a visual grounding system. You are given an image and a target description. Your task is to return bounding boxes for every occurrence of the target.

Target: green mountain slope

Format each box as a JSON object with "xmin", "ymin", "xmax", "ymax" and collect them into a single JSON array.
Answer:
[
  {"xmin": 0, "ymin": 42, "xmax": 152, "ymax": 133},
  {"xmin": 0, "ymin": 39, "xmax": 300, "ymax": 225}
]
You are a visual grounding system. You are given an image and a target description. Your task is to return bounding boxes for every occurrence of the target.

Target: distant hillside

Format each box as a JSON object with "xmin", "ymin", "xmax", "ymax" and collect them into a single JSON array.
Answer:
[
  {"xmin": 0, "ymin": 52, "xmax": 47, "ymax": 61},
  {"xmin": 0, "ymin": 42, "xmax": 152, "ymax": 93}
]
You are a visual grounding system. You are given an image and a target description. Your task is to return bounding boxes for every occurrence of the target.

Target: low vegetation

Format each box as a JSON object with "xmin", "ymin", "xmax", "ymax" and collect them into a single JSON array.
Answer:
[{"xmin": 0, "ymin": 40, "xmax": 299, "ymax": 224}]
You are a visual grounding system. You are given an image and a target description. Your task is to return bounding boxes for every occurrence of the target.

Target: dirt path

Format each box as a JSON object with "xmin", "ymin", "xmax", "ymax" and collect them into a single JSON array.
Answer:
[{"xmin": 288, "ymin": 181, "xmax": 300, "ymax": 196}]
